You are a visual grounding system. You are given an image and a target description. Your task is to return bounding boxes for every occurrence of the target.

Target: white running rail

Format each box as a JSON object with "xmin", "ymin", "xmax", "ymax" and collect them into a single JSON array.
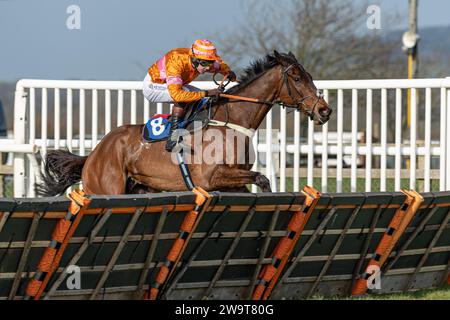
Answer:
[{"xmin": 10, "ymin": 77, "xmax": 450, "ymax": 197}]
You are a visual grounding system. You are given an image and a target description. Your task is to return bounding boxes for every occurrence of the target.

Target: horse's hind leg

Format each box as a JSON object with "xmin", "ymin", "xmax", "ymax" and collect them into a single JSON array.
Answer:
[
  {"xmin": 81, "ymin": 124, "xmax": 149, "ymax": 195},
  {"xmin": 126, "ymin": 177, "xmax": 159, "ymax": 194},
  {"xmin": 82, "ymin": 161, "xmax": 127, "ymax": 195},
  {"xmin": 81, "ymin": 147, "xmax": 128, "ymax": 195}
]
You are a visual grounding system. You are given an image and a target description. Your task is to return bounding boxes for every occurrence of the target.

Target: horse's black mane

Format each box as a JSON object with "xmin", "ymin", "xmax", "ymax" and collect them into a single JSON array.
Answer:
[{"xmin": 226, "ymin": 52, "xmax": 299, "ymax": 94}]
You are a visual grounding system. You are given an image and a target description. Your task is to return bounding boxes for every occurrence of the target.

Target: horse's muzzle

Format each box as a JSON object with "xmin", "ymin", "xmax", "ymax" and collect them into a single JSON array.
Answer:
[
  {"xmin": 315, "ymin": 106, "xmax": 332, "ymax": 124},
  {"xmin": 319, "ymin": 106, "xmax": 332, "ymax": 117}
]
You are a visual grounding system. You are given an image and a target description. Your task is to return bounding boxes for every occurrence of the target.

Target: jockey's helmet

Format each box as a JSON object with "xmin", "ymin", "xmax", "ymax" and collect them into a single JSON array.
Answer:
[{"xmin": 190, "ymin": 39, "xmax": 221, "ymax": 61}]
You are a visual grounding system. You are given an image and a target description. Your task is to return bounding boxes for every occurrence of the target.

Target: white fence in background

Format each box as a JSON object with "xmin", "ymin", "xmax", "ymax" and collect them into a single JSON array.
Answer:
[{"xmin": 10, "ymin": 77, "xmax": 450, "ymax": 197}]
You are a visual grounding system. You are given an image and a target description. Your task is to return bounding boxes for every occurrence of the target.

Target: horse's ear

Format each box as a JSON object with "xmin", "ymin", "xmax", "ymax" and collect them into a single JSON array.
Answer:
[
  {"xmin": 273, "ymin": 50, "xmax": 282, "ymax": 61},
  {"xmin": 288, "ymin": 51, "xmax": 299, "ymax": 62}
]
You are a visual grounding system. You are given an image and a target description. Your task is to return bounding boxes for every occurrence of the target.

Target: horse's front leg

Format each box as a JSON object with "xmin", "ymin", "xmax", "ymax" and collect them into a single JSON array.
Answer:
[
  {"xmin": 217, "ymin": 186, "xmax": 251, "ymax": 193},
  {"xmin": 209, "ymin": 167, "xmax": 272, "ymax": 192},
  {"xmin": 254, "ymin": 173, "xmax": 272, "ymax": 192},
  {"xmin": 125, "ymin": 177, "xmax": 159, "ymax": 194}
]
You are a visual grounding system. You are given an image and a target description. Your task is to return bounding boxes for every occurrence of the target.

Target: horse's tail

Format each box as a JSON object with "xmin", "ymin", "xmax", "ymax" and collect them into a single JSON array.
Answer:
[{"xmin": 37, "ymin": 149, "xmax": 88, "ymax": 196}]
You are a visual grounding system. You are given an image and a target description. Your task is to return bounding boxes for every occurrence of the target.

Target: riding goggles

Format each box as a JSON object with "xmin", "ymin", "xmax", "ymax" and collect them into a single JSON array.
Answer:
[{"xmin": 197, "ymin": 59, "xmax": 215, "ymax": 67}]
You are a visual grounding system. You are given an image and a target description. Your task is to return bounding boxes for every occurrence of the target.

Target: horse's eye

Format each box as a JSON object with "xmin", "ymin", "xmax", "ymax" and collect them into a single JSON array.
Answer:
[{"xmin": 294, "ymin": 76, "xmax": 301, "ymax": 82}]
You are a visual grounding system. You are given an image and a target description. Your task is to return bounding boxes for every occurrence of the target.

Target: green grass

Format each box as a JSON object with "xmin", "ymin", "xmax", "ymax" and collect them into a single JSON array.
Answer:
[
  {"xmin": 277, "ymin": 177, "xmax": 441, "ymax": 193},
  {"xmin": 308, "ymin": 285, "xmax": 450, "ymax": 300},
  {"xmin": 2, "ymin": 176, "xmax": 13, "ymax": 198}
]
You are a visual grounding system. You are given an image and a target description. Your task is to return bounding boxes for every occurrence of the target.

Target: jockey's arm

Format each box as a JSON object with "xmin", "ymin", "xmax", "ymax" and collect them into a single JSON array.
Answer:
[
  {"xmin": 215, "ymin": 61, "xmax": 231, "ymax": 76},
  {"xmin": 166, "ymin": 62, "xmax": 206, "ymax": 102},
  {"xmin": 168, "ymin": 83, "xmax": 205, "ymax": 102}
]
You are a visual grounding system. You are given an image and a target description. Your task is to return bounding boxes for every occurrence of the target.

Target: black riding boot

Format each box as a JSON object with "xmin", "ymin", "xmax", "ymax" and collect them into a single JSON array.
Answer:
[{"xmin": 165, "ymin": 114, "xmax": 182, "ymax": 152}]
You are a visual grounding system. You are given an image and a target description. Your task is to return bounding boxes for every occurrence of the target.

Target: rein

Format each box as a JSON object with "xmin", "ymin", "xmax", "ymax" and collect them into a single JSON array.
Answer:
[
  {"xmin": 219, "ymin": 93, "xmax": 273, "ymax": 105},
  {"xmin": 198, "ymin": 60, "xmax": 323, "ymax": 137},
  {"xmin": 217, "ymin": 62, "xmax": 323, "ymax": 121}
]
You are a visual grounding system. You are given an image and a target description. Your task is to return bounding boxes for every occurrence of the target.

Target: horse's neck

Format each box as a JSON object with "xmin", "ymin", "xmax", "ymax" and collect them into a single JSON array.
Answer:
[{"xmin": 212, "ymin": 67, "xmax": 281, "ymax": 130}]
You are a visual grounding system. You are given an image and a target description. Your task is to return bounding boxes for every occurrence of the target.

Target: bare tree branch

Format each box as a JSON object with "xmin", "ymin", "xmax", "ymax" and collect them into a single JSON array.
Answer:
[{"xmin": 214, "ymin": 0, "xmax": 403, "ymax": 80}]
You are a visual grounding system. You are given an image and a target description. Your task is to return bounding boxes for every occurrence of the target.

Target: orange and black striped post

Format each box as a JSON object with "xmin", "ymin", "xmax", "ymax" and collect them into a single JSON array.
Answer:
[
  {"xmin": 25, "ymin": 189, "xmax": 90, "ymax": 300},
  {"xmin": 351, "ymin": 189, "xmax": 423, "ymax": 296},
  {"xmin": 252, "ymin": 186, "xmax": 321, "ymax": 300},
  {"xmin": 145, "ymin": 187, "xmax": 210, "ymax": 300}
]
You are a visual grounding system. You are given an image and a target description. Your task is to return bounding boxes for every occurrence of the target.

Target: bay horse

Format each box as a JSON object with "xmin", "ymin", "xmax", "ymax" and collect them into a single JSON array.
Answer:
[{"xmin": 39, "ymin": 51, "xmax": 332, "ymax": 196}]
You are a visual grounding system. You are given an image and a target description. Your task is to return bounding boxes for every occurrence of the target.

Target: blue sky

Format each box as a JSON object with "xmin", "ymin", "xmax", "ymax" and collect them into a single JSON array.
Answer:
[{"xmin": 0, "ymin": 0, "xmax": 449, "ymax": 81}]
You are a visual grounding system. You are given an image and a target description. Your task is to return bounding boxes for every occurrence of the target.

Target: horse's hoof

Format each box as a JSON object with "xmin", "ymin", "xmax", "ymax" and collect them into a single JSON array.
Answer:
[{"xmin": 255, "ymin": 174, "xmax": 272, "ymax": 192}]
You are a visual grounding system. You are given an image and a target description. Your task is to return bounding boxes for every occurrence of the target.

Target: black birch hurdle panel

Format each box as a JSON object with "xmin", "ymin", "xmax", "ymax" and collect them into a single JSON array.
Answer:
[{"xmin": 0, "ymin": 189, "xmax": 449, "ymax": 300}]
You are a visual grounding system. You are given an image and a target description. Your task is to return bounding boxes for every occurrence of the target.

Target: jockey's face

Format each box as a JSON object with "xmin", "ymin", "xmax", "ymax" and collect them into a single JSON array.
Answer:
[{"xmin": 195, "ymin": 58, "xmax": 215, "ymax": 73}]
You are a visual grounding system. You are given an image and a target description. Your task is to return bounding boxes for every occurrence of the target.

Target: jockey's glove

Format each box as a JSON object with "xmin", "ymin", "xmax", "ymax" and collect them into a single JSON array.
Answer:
[
  {"xmin": 204, "ymin": 88, "xmax": 220, "ymax": 97},
  {"xmin": 228, "ymin": 71, "xmax": 237, "ymax": 82}
]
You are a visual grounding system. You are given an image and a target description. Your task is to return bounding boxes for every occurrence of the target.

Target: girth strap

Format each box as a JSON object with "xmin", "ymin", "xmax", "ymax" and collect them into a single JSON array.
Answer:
[{"xmin": 208, "ymin": 119, "xmax": 255, "ymax": 138}]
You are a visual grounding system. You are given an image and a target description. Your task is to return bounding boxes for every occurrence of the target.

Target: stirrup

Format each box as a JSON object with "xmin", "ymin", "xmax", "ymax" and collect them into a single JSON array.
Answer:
[
  {"xmin": 165, "ymin": 114, "xmax": 183, "ymax": 152},
  {"xmin": 165, "ymin": 126, "xmax": 180, "ymax": 152},
  {"xmin": 165, "ymin": 136, "xmax": 178, "ymax": 152}
]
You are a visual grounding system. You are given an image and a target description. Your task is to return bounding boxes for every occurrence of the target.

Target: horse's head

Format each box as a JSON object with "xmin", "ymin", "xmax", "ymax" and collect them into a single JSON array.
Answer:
[{"xmin": 273, "ymin": 50, "xmax": 332, "ymax": 125}]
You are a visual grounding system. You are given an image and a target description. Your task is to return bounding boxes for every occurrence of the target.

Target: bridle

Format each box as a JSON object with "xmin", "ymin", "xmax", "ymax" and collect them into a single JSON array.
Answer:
[
  {"xmin": 219, "ymin": 61, "xmax": 324, "ymax": 121},
  {"xmin": 276, "ymin": 62, "xmax": 324, "ymax": 121}
]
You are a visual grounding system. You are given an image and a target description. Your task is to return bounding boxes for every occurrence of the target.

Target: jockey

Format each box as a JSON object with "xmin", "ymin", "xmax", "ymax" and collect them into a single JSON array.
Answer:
[{"xmin": 143, "ymin": 39, "xmax": 237, "ymax": 152}]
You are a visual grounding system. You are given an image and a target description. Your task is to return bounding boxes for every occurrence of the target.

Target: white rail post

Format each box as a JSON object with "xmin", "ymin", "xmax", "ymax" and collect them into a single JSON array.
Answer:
[
  {"xmin": 79, "ymin": 89, "xmax": 86, "ymax": 156},
  {"xmin": 321, "ymin": 90, "xmax": 329, "ymax": 192},
  {"xmin": 41, "ymin": 88, "xmax": 48, "ymax": 161},
  {"xmin": 395, "ymin": 89, "xmax": 402, "ymax": 191},
  {"xmin": 293, "ymin": 111, "xmax": 300, "ymax": 192},
  {"xmin": 424, "ymin": 88, "xmax": 431, "ymax": 192},
  {"xmin": 92, "ymin": 89, "xmax": 98, "ymax": 148},
  {"xmin": 265, "ymin": 110, "xmax": 273, "ymax": 190},
  {"xmin": 131, "ymin": 90, "xmax": 137, "ymax": 124},
  {"xmin": 54, "ymin": 88, "xmax": 60, "ymax": 150},
  {"xmin": 410, "ymin": 88, "xmax": 417, "ymax": 190},
  {"xmin": 307, "ymin": 114, "xmax": 314, "ymax": 187},
  {"xmin": 380, "ymin": 88, "xmax": 387, "ymax": 191},
  {"xmin": 351, "ymin": 89, "xmax": 358, "ymax": 192},
  {"xmin": 118, "ymin": 90, "xmax": 124, "ymax": 126},
  {"xmin": 143, "ymin": 97, "xmax": 150, "ymax": 123},
  {"xmin": 157, "ymin": 102, "xmax": 163, "ymax": 114},
  {"xmin": 336, "ymin": 89, "xmax": 343, "ymax": 192},
  {"xmin": 13, "ymin": 83, "xmax": 27, "ymax": 197},
  {"xmin": 280, "ymin": 106, "xmax": 287, "ymax": 192},
  {"xmin": 28, "ymin": 88, "xmax": 36, "ymax": 197},
  {"xmin": 251, "ymin": 132, "xmax": 258, "ymax": 193},
  {"xmin": 440, "ymin": 87, "xmax": 447, "ymax": 191},
  {"xmin": 447, "ymin": 85, "xmax": 450, "ymax": 190},
  {"xmin": 365, "ymin": 89, "xmax": 373, "ymax": 192},
  {"xmin": 67, "ymin": 89, "xmax": 73, "ymax": 152},
  {"xmin": 105, "ymin": 89, "xmax": 111, "ymax": 134}
]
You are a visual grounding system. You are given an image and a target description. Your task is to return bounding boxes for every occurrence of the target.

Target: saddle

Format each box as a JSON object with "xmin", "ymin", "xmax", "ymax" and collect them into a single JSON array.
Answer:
[{"xmin": 142, "ymin": 98, "xmax": 213, "ymax": 143}]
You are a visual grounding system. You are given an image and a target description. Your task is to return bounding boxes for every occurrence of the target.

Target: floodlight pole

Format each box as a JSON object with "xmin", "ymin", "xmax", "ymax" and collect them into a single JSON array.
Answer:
[{"xmin": 407, "ymin": 0, "xmax": 418, "ymax": 127}]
